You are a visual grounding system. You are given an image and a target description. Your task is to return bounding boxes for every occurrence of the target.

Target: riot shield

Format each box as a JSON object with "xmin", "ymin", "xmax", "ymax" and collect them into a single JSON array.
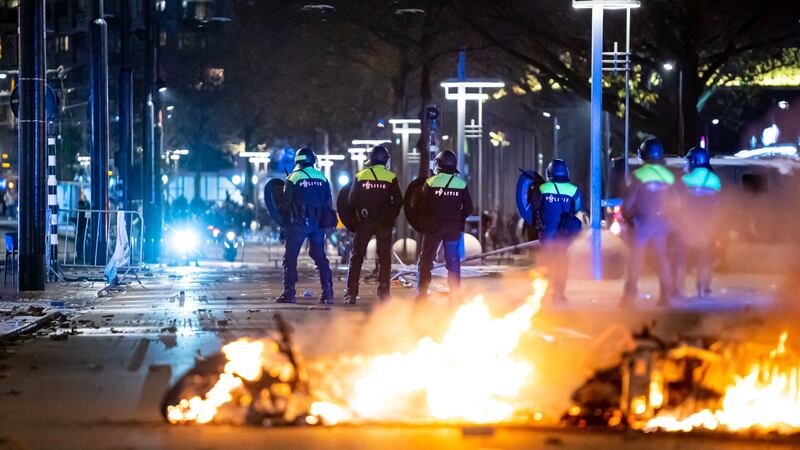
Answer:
[
  {"xmin": 516, "ymin": 169, "xmax": 545, "ymax": 225},
  {"xmin": 264, "ymin": 178, "xmax": 289, "ymax": 227},
  {"xmin": 403, "ymin": 176, "xmax": 428, "ymax": 233},
  {"xmin": 336, "ymin": 182, "xmax": 358, "ymax": 232}
]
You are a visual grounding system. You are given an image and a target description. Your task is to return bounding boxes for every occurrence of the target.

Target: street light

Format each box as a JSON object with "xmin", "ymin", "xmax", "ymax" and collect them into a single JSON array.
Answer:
[
  {"xmin": 351, "ymin": 139, "xmax": 390, "ymax": 172},
  {"xmin": 389, "ymin": 118, "xmax": 421, "ymax": 187},
  {"xmin": 661, "ymin": 61, "xmax": 685, "ymax": 151},
  {"xmin": 440, "ymin": 79, "xmax": 505, "ymax": 175},
  {"xmin": 573, "ymin": 0, "xmax": 640, "ymax": 280},
  {"xmin": 317, "ymin": 154, "xmax": 345, "ymax": 182}
]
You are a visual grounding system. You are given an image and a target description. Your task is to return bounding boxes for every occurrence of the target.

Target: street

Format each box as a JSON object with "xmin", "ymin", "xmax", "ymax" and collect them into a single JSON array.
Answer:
[{"xmin": 0, "ymin": 242, "xmax": 794, "ymax": 449}]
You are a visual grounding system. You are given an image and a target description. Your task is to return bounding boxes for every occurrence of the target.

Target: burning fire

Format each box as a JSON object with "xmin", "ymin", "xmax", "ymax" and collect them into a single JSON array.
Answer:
[
  {"xmin": 309, "ymin": 277, "xmax": 548, "ymax": 424},
  {"xmin": 166, "ymin": 338, "xmax": 297, "ymax": 424},
  {"xmin": 646, "ymin": 332, "xmax": 800, "ymax": 434},
  {"xmin": 166, "ymin": 275, "xmax": 548, "ymax": 426}
]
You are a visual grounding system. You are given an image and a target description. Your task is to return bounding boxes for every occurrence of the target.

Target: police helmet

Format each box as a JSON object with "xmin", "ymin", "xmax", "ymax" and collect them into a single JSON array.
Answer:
[
  {"xmin": 294, "ymin": 147, "xmax": 317, "ymax": 167},
  {"xmin": 546, "ymin": 159, "xmax": 570, "ymax": 182},
  {"xmin": 639, "ymin": 138, "xmax": 665, "ymax": 162},
  {"xmin": 435, "ymin": 150, "xmax": 459, "ymax": 173},
  {"xmin": 368, "ymin": 145, "xmax": 390, "ymax": 167},
  {"xmin": 686, "ymin": 147, "xmax": 711, "ymax": 170}
]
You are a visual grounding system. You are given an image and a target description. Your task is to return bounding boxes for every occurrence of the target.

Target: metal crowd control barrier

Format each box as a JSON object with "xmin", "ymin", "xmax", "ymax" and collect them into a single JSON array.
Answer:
[{"xmin": 57, "ymin": 209, "xmax": 144, "ymax": 271}]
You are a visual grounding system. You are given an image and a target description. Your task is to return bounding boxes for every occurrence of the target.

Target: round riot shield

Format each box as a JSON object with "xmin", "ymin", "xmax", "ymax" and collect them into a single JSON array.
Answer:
[
  {"xmin": 403, "ymin": 176, "xmax": 428, "ymax": 233},
  {"xmin": 264, "ymin": 178, "xmax": 289, "ymax": 227},
  {"xmin": 516, "ymin": 169, "xmax": 545, "ymax": 225},
  {"xmin": 336, "ymin": 182, "xmax": 358, "ymax": 232}
]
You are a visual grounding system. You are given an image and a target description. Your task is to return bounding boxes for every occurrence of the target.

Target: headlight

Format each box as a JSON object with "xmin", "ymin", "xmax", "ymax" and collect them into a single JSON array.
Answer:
[
  {"xmin": 171, "ymin": 228, "xmax": 198, "ymax": 253},
  {"xmin": 226, "ymin": 231, "xmax": 236, "ymax": 242}
]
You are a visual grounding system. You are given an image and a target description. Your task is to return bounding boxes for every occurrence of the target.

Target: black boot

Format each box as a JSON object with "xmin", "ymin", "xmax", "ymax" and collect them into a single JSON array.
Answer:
[
  {"xmin": 377, "ymin": 284, "xmax": 390, "ymax": 301},
  {"xmin": 319, "ymin": 284, "xmax": 334, "ymax": 304},
  {"xmin": 343, "ymin": 291, "xmax": 357, "ymax": 305},
  {"xmin": 275, "ymin": 291, "xmax": 296, "ymax": 304}
]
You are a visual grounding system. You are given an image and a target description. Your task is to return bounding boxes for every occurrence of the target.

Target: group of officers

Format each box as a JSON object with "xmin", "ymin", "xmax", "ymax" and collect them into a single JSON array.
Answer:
[
  {"xmin": 532, "ymin": 137, "xmax": 722, "ymax": 306},
  {"xmin": 274, "ymin": 137, "xmax": 721, "ymax": 307},
  {"xmin": 275, "ymin": 145, "xmax": 471, "ymax": 304}
]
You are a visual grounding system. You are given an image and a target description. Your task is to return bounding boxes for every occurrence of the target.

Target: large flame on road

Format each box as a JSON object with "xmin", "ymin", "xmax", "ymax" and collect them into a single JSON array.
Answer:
[
  {"xmin": 310, "ymin": 277, "xmax": 548, "ymax": 424},
  {"xmin": 646, "ymin": 332, "xmax": 800, "ymax": 434},
  {"xmin": 167, "ymin": 275, "xmax": 548, "ymax": 425},
  {"xmin": 166, "ymin": 339, "xmax": 296, "ymax": 424}
]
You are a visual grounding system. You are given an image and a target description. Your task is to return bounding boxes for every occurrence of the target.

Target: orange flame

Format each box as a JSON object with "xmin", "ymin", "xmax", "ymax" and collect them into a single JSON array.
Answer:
[
  {"xmin": 310, "ymin": 277, "xmax": 548, "ymax": 424},
  {"xmin": 646, "ymin": 332, "xmax": 800, "ymax": 434}
]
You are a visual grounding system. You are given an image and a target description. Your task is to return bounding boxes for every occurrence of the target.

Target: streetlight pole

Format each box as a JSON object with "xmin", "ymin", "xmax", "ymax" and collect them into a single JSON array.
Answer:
[
  {"xmin": 89, "ymin": 0, "xmax": 110, "ymax": 265},
  {"xmin": 441, "ymin": 77, "xmax": 503, "ymax": 250},
  {"xmin": 118, "ymin": 0, "xmax": 134, "ymax": 212},
  {"xmin": 17, "ymin": 0, "xmax": 47, "ymax": 291},
  {"xmin": 573, "ymin": 0, "xmax": 640, "ymax": 280},
  {"xmin": 142, "ymin": 0, "xmax": 161, "ymax": 263},
  {"xmin": 389, "ymin": 119, "xmax": 421, "ymax": 242}
]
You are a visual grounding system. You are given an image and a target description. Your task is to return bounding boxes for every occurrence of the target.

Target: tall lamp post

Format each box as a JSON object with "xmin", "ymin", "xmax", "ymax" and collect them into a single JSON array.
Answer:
[
  {"xmin": 440, "ymin": 79, "xmax": 503, "ymax": 248},
  {"xmin": 573, "ymin": 0, "xmax": 639, "ymax": 280},
  {"xmin": 389, "ymin": 119, "xmax": 421, "ymax": 241}
]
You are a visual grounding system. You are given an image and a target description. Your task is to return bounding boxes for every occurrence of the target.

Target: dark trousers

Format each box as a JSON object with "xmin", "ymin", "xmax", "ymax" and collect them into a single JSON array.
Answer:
[
  {"xmin": 282, "ymin": 224, "xmax": 332, "ymax": 296},
  {"xmin": 674, "ymin": 239, "xmax": 713, "ymax": 297},
  {"xmin": 346, "ymin": 221, "xmax": 392, "ymax": 297},
  {"xmin": 417, "ymin": 232, "xmax": 461, "ymax": 296},
  {"xmin": 623, "ymin": 226, "xmax": 673, "ymax": 302},
  {"xmin": 541, "ymin": 238, "xmax": 570, "ymax": 300}
]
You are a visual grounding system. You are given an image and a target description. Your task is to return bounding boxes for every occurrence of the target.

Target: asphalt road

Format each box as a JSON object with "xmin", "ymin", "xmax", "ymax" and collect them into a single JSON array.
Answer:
[{"xmin": 0, "ymin": 246, "xmax": 795, "ymax": 449}]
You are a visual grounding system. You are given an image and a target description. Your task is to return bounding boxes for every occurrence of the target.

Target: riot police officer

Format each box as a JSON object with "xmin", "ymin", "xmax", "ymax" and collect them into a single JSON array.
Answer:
[
  {"xmin": 344, "ymin": 145, "xmax": 404, "ymax": 304},
  {"xmin": 529, "ymin": 159, "xmax": 583, "ymax": 303},
  {"xmin": 416, "ymin": 150, "xmax": 473, "ymax": 301},
  {"xmin": 674, "ymin": 147, "xmax": 721, "ymax": 298},
  {"xmin": 621, "ymin": 138, "xmax": 677, "ymax": 306},
  {"xmin": 276, "ymin": 148, "xmax": 336, "ymax": 304}
]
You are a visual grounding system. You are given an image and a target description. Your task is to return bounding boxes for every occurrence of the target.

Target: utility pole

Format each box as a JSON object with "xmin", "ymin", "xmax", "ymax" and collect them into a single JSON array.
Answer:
[
  {"xmin": 89, "ymin": 0, "xmax": 110, "ymax": 265},
  {"xmin": 142, "ymin": 0, "xmax": 161, "ymax": 263},
  {"xmin": 17, "ymin": 0, "xmax": 47, "ymax": 291},
  {"xmin": 118, "ymin": 0, "xmax": 133, "ymax": 212}
]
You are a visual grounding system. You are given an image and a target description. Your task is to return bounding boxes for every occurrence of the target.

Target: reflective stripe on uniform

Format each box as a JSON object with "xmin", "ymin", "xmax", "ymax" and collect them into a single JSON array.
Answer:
[
  {"xmin": 634, "ymin": 164, "xmax": 675, "ymax": 185},
  {"xmin": 288, "ymin": 167, "xmax": 328, "ymax": 184},
  {"xmin": 539, "ymin": 181, "xmax": 578, "ymax": 196},
  {"xmin": 425, "ymin": 173, "xmax": 467, "ymax": 189},
  {"xmin": 682, "ymin": 168, "xmax": 721, "ymax": 192},
  {"xmin": 356, "ymin": 165, "xmax": 396, "ymax": 182}
]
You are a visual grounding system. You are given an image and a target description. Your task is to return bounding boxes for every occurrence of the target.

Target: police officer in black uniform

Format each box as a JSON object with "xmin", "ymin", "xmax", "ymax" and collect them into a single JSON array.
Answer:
[
  {"xmin": 416, "ymin": 150, "xmax": 473, "ymax": 301},
  {"xmin": 529, "ymin": 159, "xmax": 583, "ymax": 303},
  {"xmin": 276, "ymin": 148, "xmax": 335, "ymax": 304},
  {"xmin": 344, "ymin": 145, "xmax": 404, "ymax": 304}
]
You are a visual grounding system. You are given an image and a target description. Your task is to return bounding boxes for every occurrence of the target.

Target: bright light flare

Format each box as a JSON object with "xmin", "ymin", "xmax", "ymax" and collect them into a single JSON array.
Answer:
[{"xmin": 171, "ymin": 228, "xmax": 198, "ymax": 253}]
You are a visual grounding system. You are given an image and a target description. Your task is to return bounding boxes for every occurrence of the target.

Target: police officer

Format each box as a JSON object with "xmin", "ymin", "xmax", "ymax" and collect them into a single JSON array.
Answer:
[
  {"xmin": 276, "ymin": 148, "xmax": 335, "ymax": 304},
  {"xmin": 529, "ymin": 159, "xmax": 583, "ymax": 303},
  {"xmin": 621, "ymin": 138, "xmax": 677, "ymax": 306},
  {"xmin": 674, "ymin": 147, "xmax": 721, "ymax": 298},
  {"xmin": 416, "ymin": 150, "xmax": 473, "ymax": 301},
  {"xmin": 344, "ymin": 145, "xmax": 403, "ymax": 304}
]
